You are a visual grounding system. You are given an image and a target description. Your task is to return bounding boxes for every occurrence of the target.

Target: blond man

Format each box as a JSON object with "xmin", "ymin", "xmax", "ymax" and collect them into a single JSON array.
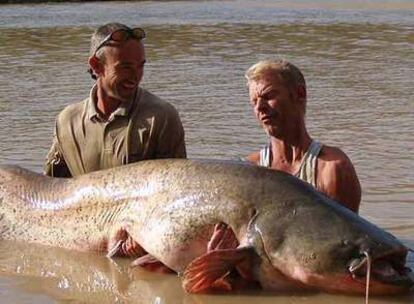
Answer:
[{"xmin": 245, "ymin": 59, "xmax": 360, "ymax": 212}]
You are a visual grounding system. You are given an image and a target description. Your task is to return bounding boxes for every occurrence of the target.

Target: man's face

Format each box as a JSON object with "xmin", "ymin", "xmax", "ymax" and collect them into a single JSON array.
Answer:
[
  {"xmin": 248, "ymin": 73, "xmax": 302, "ymax": 138},
  {"xmin": 98, "ymin": 39, "xmax": 146, "ymax": 102}
]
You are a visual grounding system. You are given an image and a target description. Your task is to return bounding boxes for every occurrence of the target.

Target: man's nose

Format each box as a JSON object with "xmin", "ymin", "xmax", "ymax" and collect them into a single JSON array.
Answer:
[{"xmin": 255, "ymin": 97, "xmax": 268, "ymax": 111}]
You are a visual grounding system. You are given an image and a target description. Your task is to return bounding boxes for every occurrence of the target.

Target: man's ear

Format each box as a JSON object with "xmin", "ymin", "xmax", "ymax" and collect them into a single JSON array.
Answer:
[
  {"xmin": 297, "ymin": 85, "xmax": 306, "ymax": 100},
  {"xmin": 296, "ymin": 85, "xmax": 307, "ymax": 106},
  {"xmin": 88, "ymin": 56, "xmax": 103, "ymax": 78}
]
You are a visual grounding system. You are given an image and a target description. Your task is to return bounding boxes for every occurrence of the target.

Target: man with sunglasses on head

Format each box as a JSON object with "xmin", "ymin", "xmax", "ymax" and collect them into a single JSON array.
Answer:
[{"xmin": 44, "ymin": 23, "xmax": 186, "ymax": 177}]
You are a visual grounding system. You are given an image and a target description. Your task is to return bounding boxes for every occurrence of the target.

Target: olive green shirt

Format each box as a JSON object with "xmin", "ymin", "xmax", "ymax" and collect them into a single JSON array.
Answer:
[{"xmin": 44, "ymin": 86, "xmax": 186, "ymax": 177}]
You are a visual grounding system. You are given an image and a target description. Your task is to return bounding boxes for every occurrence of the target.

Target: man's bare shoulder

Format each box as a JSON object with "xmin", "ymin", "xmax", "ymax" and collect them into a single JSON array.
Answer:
[
  {"xmin": 317, "ymin": 144, "xmax": 358, "ymax": 186},
  {"xmin": 318, "ymin": 145, "xmax": 352, "ymax": 165},
  {"xmin": 245, "ymin": 151, "xmax": 260, "ymax": 165},
  {"xmin": 317, "ymin": 144, "xmax": 361, "ymax": 213}
]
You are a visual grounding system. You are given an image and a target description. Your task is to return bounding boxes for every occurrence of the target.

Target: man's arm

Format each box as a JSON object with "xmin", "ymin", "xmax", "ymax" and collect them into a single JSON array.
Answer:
[
  {"xmin": 44, "ymin": 135, "xmax": 72, "ymax": 178},
  {"xmin": 245, "ymin": 152, "xmax": 260, "ymax": 164},
  {"xmin": 317, "ymin": 147, "xmax": 361, "ymax": 213}
]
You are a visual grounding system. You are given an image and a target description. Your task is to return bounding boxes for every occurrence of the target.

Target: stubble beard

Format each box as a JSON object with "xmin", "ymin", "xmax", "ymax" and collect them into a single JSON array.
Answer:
[
  {"xmin": 110, "ymin": 84, "xmax": 137, "ymax": 104},
  {"xmin": 263, "ymin": 123, "xmax": 282, "ymax": 139}
]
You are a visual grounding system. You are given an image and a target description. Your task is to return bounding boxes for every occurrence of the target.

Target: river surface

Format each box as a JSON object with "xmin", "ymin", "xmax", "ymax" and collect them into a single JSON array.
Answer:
[{"xmin": 0, "ymin": 1, "xmax": 413, "ymax": 303}]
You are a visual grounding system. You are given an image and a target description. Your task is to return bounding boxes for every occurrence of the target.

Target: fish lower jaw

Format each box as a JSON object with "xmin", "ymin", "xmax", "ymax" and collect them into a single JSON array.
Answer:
[
  {"xmin": 348, "ymin": 248, "xmax": 413, "ymax": 292},
  {"xmin": 261, "ymin": 265, "xmax": 412, "ymax": 295},
  {"xmin": 256, "ymin": 263, "xmax": 312, "ymax": 291},
  {"xmin": 350, "ymin": 270, "xmax": 413, "ymax": 293},
  {"xmin": 299, "ymin": 272, "xmax": 412, "ymax": 295}
]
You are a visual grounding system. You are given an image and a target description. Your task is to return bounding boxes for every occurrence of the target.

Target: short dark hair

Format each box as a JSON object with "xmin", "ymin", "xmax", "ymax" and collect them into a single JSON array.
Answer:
[
  {"xmin": 89, "ymin": 22, "xmax": 132, "ymax": 58},
  {"xmin": 87, "ymin": 23, "xmax": 132, "ymax": 80}
]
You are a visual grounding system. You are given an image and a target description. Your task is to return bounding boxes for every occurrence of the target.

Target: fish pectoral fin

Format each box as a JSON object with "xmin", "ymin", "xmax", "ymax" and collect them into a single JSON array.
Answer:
[
  {"xmin": 107, "ymin": 239, "xmax": 123, "ymax": 258},
  {"xmin": 207, "ymin": 222, "xmax": 239, "ymax": 251},
  {"xmin": 107, "ymin": 227, "xmax": 146, "ymax": 258},
  {"xmin": 130, "ymin": 254, "xmax": 175, "ymax": 274},
  {"xmin": 182, "ymin": 247, "xmax": 256, "ymax": 293}
]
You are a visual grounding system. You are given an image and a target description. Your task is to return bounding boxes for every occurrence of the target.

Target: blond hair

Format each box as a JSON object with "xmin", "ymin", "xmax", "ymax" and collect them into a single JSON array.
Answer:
[{"xmin": 245, "ymin": 59, "xmax": 306, "ymax": 90}]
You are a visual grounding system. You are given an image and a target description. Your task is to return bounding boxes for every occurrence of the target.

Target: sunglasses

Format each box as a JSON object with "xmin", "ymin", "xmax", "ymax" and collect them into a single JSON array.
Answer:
[{"xmin": 94, "ymin": 27, "xmax": 146, "ymax": 54}]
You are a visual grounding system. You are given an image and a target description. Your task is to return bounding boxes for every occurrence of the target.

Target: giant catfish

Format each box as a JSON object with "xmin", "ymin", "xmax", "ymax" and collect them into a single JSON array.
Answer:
[{"xmin": 0, "ymin": 159, "xmax": 412, "ymax": 295}]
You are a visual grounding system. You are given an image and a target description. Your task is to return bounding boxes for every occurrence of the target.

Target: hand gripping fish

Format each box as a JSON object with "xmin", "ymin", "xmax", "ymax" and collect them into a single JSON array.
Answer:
[{"xmin": 0, "ymin": 159, "xmax": 412, "ymax": 295}]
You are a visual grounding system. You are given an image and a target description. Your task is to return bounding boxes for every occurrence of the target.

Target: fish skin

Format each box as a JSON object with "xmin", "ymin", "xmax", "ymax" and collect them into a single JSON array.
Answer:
[{"xmin": 0, "ymin": 159, "xmax": 412, "ymax": 295}]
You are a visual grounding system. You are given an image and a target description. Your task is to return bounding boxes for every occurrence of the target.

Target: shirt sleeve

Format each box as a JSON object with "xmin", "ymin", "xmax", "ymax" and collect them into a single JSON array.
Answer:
[{"xmin": 44, "ymin": 134, "xmax": 72, "ymax": 178}]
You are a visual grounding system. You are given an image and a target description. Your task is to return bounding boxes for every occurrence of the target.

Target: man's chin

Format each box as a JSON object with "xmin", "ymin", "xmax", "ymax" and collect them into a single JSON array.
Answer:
[
  {"xmin": 115, "ymin": 88, "xmax": 138, "ymax": 103},
  {"xmin": 263, "ymin": 125, "xmax": 279, "ymax": 137}
]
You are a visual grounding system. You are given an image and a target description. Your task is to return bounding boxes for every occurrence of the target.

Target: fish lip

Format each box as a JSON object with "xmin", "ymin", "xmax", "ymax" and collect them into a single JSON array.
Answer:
[{"xmin": 348, "ymin": 247, "xmax": 413, "ymax": 287}]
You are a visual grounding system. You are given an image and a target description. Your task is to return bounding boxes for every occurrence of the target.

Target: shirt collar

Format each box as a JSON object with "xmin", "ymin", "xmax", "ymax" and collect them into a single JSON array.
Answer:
[{"xmin": 87, "ymin": 85, "xmax": 138, "ymax": 122}]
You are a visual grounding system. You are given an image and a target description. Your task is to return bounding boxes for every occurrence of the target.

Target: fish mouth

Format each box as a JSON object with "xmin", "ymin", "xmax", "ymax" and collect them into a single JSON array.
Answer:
[{"xmin": 348, "ymin": 248, "xmax": 413, "ymax": 288}]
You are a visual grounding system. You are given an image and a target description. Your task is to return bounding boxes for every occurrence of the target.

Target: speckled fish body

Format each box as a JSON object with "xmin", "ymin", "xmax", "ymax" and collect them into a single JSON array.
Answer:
[{"xmin": 0, "ymin": 159, "xmax": 412, "ymax": 294}]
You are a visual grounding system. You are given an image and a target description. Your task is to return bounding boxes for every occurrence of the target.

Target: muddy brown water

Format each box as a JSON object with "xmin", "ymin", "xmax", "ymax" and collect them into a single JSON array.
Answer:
[{"xmin": 0, "ymin": 1, "xmax": 413, "ymax": 303}]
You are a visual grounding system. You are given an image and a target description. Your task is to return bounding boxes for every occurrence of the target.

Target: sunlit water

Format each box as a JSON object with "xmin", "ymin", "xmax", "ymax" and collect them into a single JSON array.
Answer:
[{"xmin": 0, "ymin": 1, "xmax": 413, "ymax": 303}]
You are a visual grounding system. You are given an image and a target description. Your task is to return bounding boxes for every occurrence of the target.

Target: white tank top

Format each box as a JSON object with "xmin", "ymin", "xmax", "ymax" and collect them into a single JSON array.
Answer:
[{"xmin": 259, "ymin": 140, "xmax": 323, "ymax": 187}]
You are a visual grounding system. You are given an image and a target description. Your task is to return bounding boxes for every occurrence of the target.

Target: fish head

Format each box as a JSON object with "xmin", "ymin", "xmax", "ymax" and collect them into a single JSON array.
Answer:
[{"xmin": 247, "ymin": 200, "xmax": 413, "ymax": 295}]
